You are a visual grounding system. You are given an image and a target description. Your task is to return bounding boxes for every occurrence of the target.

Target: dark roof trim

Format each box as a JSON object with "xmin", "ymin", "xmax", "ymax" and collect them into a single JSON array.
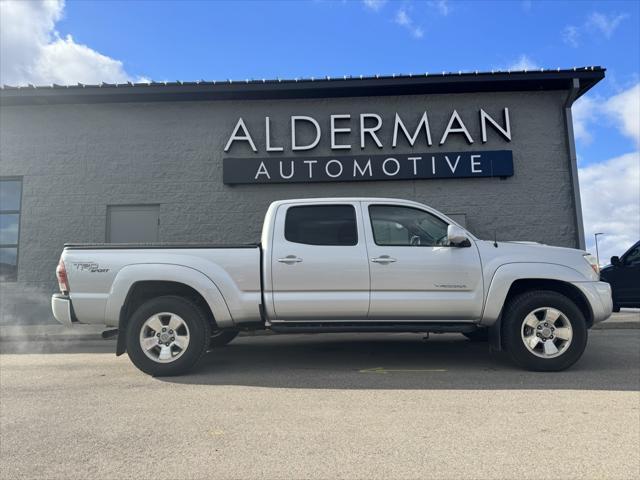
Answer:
[{"xmin": 0, "ymin": 67, "xmax": 605, "ymax": 106}]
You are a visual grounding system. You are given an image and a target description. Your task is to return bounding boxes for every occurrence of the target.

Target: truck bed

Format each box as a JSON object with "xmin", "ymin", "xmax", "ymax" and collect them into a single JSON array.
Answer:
[
  {"xmin": 63, "ymin": 243, "xmax": 258, "ymax": 249},
  {"xmin": 61, "ymin": 244, "xmax": 262, "ymax": 327}
]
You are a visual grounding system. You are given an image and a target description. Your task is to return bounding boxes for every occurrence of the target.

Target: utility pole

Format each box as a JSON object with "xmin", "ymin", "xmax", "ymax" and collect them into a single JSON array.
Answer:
[{"xmin": 594, "ymin": 232, "xmax": 604, "ymax": 267}]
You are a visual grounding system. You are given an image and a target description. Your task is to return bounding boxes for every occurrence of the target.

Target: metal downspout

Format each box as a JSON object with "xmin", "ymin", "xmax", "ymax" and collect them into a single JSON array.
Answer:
[{"xmin": 564, "ymin": 78, "xmax": 586, "ymax": 250}]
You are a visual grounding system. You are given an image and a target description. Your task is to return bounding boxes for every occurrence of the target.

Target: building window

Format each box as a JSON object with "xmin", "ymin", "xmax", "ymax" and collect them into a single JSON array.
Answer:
[{"xmin": 0, "ymin": 178, "xmax": 22, "ymax": 282}]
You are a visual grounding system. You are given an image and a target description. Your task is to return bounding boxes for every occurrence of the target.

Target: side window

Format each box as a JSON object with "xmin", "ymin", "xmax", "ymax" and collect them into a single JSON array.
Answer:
[
  {"xmin": 624, "ymin": 246, "xmax": 640, "ymax": 266},
  {"xmin": 0, "ymin": 178, "xmax": 22, "ymax": 282},
  {"xmin": 285, "ymin": 205, "xmax": 358, "ymax": 246},
  {"xmin": 369, "ymin": 205, "xmax": 449, "ymax": 247}
]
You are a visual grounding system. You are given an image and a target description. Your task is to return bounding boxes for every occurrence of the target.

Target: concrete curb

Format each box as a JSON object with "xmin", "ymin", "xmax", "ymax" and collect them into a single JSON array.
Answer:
[{"xmin": 1, "ymin": 315, "xmax": 637, "ymax": 343}]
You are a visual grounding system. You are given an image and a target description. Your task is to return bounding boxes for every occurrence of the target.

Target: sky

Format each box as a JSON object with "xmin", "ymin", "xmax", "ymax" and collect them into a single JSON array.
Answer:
[{"xmin": 1, "ymin": 0, "xmax": 638, "ymax": 262}]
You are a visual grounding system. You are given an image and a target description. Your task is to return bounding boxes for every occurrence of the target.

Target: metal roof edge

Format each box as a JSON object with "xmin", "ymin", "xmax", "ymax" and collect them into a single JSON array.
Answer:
[{"xmin": 0, "ymin": 67, "xmax": 605, "ymax": 106}]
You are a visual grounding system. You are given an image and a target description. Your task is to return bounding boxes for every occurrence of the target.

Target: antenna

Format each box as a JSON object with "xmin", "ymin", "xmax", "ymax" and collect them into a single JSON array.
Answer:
[{"xmin": 493, "ymin": 230, "xmax": 498, "ymax": 248}]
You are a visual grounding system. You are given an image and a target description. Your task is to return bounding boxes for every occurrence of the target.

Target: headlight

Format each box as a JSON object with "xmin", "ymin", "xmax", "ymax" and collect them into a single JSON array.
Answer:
[{"xmin": 583, "ymin": 253, "xmax": 600, "ymax": 277}]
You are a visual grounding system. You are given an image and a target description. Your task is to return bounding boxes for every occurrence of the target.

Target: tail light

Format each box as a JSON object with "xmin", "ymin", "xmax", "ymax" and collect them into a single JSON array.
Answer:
[{"xmin": 56, "ymin": 259, "xmax": 69, "ymax": 294}]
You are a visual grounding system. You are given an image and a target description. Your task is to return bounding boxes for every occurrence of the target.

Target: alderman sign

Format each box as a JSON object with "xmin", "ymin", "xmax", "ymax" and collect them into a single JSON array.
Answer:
[
  {"xmin": 223, "ymin": 151, "xmax": 513, "ymax": 184},
  {"xmin": 222, "ymin": 108, "xmax": 514, "ymax": 185}
]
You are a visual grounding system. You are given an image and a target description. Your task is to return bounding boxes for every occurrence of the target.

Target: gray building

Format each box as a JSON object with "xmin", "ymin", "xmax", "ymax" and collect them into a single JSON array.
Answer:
[{"xmin": 0, "ymin": 67, "xmax": 604, "ymax": 324}]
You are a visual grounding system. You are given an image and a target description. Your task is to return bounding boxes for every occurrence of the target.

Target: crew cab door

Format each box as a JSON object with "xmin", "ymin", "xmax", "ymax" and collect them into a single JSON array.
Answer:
[
  {"xmin": 270, "ymin": 202, "xmax": 370, "ymax": 320},
  {"xmin": 363, "ymin": 202, "xmax": 483, "ymax": 320}
]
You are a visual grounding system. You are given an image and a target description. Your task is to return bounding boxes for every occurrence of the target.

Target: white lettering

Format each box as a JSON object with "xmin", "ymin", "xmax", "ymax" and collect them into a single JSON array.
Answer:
[
  {"xmin": 360, "ymin": 114, "xmax": 383, "ymax": 149},
  {"xmin": 303, "ymin": 159, "xmax": 318, "ymax": 178},
  {"xmin": 431, "ymin": 156, "xmax": 436, "ymax": 175},
  {"xmin": 255, "ymin": 161, "xmax": 271, "ymax": 180},
  {"xmin": 330, "ymin": 114, "xmax": 351, "ymax": 150},
  {"xmin": 382, "ymin": 157, "xmax": 400, "ymax": 176},
  {"xmin": 480, "ymin": 108, "xmax": 511, "ymax": 143},
  {"xmin": 325, "ymin": 159, "xmax": 344, "ymax": 178},
  {"xmin": 440, "ymin": 110, "xmax": 474, "ymax": 145},
  {"xmin": 353, "ymin": 159, "xmax": 373, "ymax": 177},
  {"xmin": 407, "ymin": 156, "xmax": 422, "ymax": 175},
  {"xmin": 291, "ymin": 116, "xmax": 321, "ymax": 151},
  {"xmin": 265, "ymin": 117, "xmax": 283, "ymax": 152},
  {"xmin": 471, "ymin": 154, "xmax": 482, "ymax": 173},
  {"xmin": 279, "ymin": 160, "xmax": 294, "ymax": 179},
  {"xmin": 445, "ymin": 155, "xmax": 461, "ymax": 173},
  {"xmin": 224, "ymin": 118, "xmax": 257, "ymax": 152},
  {"xmin": 393, "ymin": 112, "xmax": 432, "ymax": 147}
]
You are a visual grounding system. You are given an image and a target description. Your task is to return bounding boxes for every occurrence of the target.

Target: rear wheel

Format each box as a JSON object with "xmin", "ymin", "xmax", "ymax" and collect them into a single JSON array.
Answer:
[
  {"xmin": 502, "ymin": 290, "xmax": 588, "ymax": 371},
  {"xmin": 126, "ymin": 295, "xmax": 211, "ymax": 377}
]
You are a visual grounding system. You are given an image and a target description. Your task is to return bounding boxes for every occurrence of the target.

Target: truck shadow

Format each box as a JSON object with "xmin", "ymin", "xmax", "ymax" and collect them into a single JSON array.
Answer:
[{"xmin": 162, "ymin": 332, "xmax": 640, "ymax": 391}]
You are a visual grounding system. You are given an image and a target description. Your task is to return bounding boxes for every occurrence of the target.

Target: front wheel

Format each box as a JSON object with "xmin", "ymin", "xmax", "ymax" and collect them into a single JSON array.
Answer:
[
  {"xmin": 502, "ymin": 290, "xmax": 588, "ymax": 371},
  {"xmin": 126, "ymin": 295, "xmax": 211, "ymax": 376}
]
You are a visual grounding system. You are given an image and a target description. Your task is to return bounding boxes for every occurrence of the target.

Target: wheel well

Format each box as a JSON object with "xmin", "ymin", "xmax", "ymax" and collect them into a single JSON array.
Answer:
[
  {"xmin": 504, "ymin": 279, "xmax": 594, "ymax": 327},
  {"xmin": 116, "ymin": 281, "xmax": 217, "ymax": 356}
]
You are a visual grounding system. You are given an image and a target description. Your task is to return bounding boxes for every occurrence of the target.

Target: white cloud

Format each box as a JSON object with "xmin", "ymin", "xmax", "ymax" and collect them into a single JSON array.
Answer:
[
  {"xmin": 362, "ymin": 0, "xmax": 387, "ymax": 11},
  {"xmin": 562, "ymin": 11, "xmax": 628, "ymax": 48},
  {"xmin": 579, "ymin": 152, "xmax": 640, "ymax": 262},
  {"xmin": 573, "ymin": 83, "xmax": 640, "ymax": 147},
  {"xmin": 507, "ymin": 54, "xmax": 539, "ymax": 71},
  {"xmin": 0, "ymin": 0, "xmax": 136, "ymax": 86},
  {"xmin": 562, "ymin": 25, "xmax": 580, "ymax": 47},
  {"xmin": 603, "ymin": 83, "xmax": 640, "ymax": 146},
  {"xmin": 572, "ymin": 95, "xmax": 598, "ymax": 144},
  {"xmin": 587, "ymin": 12, "xmax": 628, "ymax": 38},
  {"xmin": 575, "ymin": 83, "xmax": 640, "ymax": 262},
  {"xmin": 394, "ymin": 9, "xmax": 424, "ymax": 38},
  {"xmin": 428, "ymin": 0, "xmax": 450, "ymax": 16}
]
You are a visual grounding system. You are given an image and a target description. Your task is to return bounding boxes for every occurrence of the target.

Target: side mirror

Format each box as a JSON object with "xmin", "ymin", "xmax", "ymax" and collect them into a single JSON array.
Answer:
[
  {"xmin": 611, "ymin": 256, "xmax": 621, "ymax": 266},
  {"xmin": 447, "ymin": 225, "xmax": 470, "ymax": 247}
]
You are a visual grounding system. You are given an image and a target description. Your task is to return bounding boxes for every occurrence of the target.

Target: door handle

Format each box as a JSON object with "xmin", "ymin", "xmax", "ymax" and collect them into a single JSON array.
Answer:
[
  {"xmin": 277, "ymin": 255, "xmax": 303, "ymax": 264},
  {"xmin": 371, "ymin": 256, "xmax": 397, "ymax": 264}
]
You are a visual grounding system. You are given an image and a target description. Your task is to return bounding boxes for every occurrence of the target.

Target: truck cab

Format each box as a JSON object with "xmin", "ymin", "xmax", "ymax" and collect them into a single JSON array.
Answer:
[{"xmin": 262, "ymin": 199, "xmax": 483, "ymax": 323}]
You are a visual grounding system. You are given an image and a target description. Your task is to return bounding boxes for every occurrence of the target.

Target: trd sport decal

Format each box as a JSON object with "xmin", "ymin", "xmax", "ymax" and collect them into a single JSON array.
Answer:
[{"xmin": 73, "ymin": 262, "xmax": 110, "ymax": 273}]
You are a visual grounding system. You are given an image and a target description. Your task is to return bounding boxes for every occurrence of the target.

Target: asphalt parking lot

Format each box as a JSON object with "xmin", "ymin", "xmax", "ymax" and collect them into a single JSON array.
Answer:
[{"xmin": 1, "ymin": 330, "xmax": 639, "ymax": 479}]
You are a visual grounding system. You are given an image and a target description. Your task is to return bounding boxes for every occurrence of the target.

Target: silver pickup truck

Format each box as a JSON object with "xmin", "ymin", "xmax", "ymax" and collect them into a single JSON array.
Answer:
[{"xmin": 51, "ymin": 197, "xmax": 612, "ymax": 376}]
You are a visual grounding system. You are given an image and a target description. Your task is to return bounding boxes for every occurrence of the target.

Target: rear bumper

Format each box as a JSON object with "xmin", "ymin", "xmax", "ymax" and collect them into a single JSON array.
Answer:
[
  {"xmin": 51, "ymin": 294, "xmax": 77, "ymax": 326},
  {"xmin": 573, "ymin": 281, "xmax": 613, "ymax": 325}
]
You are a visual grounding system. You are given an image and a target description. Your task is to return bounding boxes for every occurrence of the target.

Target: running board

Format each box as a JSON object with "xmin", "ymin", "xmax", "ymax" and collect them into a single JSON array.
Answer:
[{"xmin": 269, "ymin": 322, "xmax": 478, "ymax": 334}]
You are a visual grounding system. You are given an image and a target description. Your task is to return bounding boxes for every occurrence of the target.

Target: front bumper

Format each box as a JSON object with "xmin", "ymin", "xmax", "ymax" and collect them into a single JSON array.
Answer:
[
  {"xmin": 51, "ymin": 294, "xmax": 77, "ymax": 326},
  {"xmin": 573, "ymin": 281, "xmax": 613, "ymax": 325}
]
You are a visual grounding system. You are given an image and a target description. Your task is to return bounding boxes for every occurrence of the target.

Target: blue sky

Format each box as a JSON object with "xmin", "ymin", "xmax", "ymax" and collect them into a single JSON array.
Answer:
[
  {"xmin": 54, "ymin": 0, "xmax": 638, "ymax": 85},
  {"xmin": 1, "ymin": 0, "xmax": 638, "ymax": 259}
]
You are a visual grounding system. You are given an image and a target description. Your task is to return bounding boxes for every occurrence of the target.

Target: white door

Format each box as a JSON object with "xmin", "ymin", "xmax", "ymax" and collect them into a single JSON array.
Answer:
[
  {"xmin": 364, "ymin": 203, "xmax": 483, "ymax": 320},
  {"xmin": 270, "ymin": 203, "xmax": 370, "ymax": 320}
]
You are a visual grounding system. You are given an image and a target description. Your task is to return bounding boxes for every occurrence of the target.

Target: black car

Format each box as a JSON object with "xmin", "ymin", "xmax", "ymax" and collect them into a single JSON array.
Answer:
[{"xmin": 600, "ymin": 240, "xmax": 640, "ymax": 311}]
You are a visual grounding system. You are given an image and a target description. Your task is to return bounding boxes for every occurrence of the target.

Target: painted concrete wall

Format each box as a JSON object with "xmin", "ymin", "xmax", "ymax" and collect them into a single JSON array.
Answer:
[{"xmin": 0, "ymin": 89, "xmax": 578, "ymax": 324}]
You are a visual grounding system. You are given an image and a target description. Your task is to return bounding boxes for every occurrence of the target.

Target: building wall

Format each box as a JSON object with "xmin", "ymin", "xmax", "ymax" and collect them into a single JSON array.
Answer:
[{"xmin": 0, "ymin": 89, "xmax": 578, "ymax": 324}]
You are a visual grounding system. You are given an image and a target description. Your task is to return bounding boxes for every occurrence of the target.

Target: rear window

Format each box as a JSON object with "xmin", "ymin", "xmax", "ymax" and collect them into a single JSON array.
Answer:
[{"xmin": 285, "ymin": 205, "xmax": 358, "ymax": 246}]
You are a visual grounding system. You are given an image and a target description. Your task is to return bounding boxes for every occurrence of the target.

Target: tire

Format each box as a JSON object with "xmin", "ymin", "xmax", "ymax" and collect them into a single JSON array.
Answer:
[
  {"xmin": 126, "ymin": 295, "xmax": 211, "ymax": 377},
  {"xmin": 209, "ymin": 330, "xmax": 239, "ymax": 348},
  {"xmin": 463, "ymin": 328, "xmax": 489, "ymax": 342},
  {"xmin": 612, "ymin": 304, "xmax": 621, "ymax": 313},
  {"xmin": 502, "ymin": 290, "xmax": 588, "ymax": 372}
]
